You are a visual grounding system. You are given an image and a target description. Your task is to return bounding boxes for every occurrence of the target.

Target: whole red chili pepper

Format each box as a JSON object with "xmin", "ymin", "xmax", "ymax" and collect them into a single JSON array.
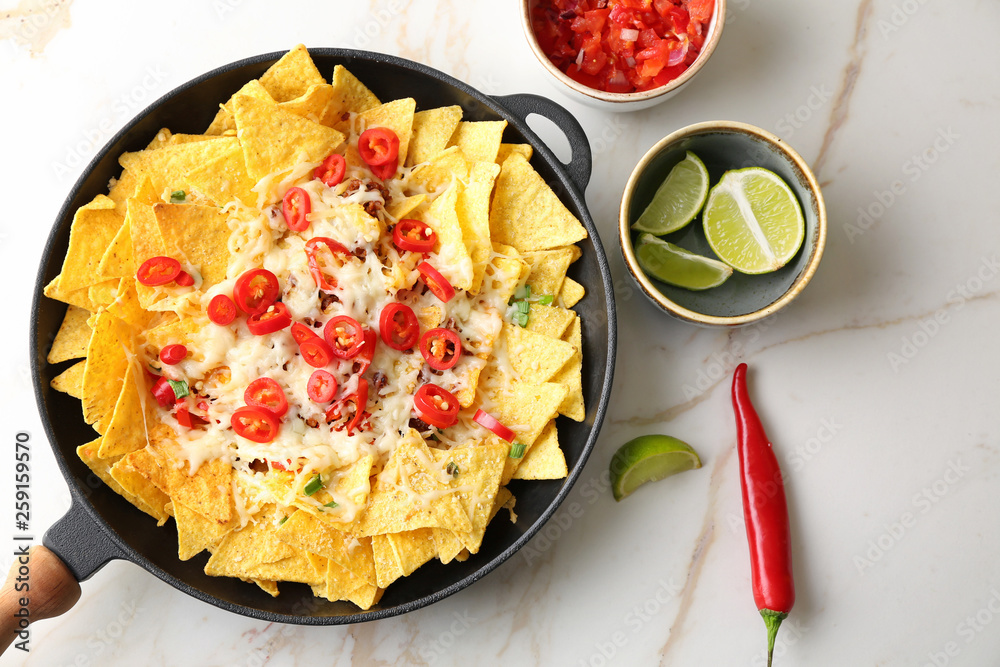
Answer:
[{"xmin": 731, "ymin": 363, "xmax": 794, "ymax": 667}]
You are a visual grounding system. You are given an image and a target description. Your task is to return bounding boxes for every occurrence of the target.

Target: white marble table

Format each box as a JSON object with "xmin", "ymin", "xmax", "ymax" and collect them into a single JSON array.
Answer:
[{"xmin": 2, "ymin": 1, "xmax": 999, "ymax": 665}]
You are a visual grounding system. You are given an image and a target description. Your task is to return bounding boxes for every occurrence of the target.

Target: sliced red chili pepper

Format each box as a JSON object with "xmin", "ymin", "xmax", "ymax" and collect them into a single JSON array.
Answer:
[
  {"xmin": 369, "ymin": 158, "xmax": 397, "ymax": 181},
  {"xmin": 358, "ymin": 127, "xmax": 400, "ymax": 167},
  {"xmin": 137, "ymin": 256, "xmax": 181, "ymax": 286},
  {"xmin": 473, "ymin": 409, "xmax": 516, "ymax": 442},
  {"xmin": 291, "ymin": 322, "xmax": 319, "ymax": 345},
  {"xmin": 420, "ymin": 328, "xmax": 462, "ymax": 371},
  {"xmin": 246, "ymin": 301, "xmax": 291, "ymax": 335},
  {"xmin": 307, "ymin": 369, "xmax": 338, "ymax": 403},
  {"xmin": 417, "ymin": 261, "xmax": 456, "ymax": 303},
  {"xmin": 353, "ymin": 328, "xmax": 377, "ymax": 375},
  {"xmin": 282, "ymin": 186, "xmax": 312, "ymax": 232},
  {"xmin": 324, "ymin": 315, "xmax": 366, "ymax": 359},
  {"xmin": 413, "ymin": 384, "xmax": 460, "ymax": 429},
  {"xmin": 325, "ymin": 379, "xmax": 370, "ymax": 435},
  {"xmin": 244, "ymin": 377, "xmax": 288, "ymax": 418},
  {"xmin": 232, "ymin": 406, "xmax": 280, "ymax": 443},
  {"xmin": 732, "ymin": 363, "xmax": 795, "ymax": 665},
  {"xmin": 159, "ymin": 344, "xmax": 188, "ymax": 366},
  {"xmin": 207, "ymin": 294, "xmax": 238, "ymax": 325},
  {"xmin": 233, "ymin": 268, "xmax": 280, "ymax": 315},
  {"xmin": 392, "ymin": 219, "xmax": 437, "ymax": 253},
  {"xmin": 305, "ymin": 237, "xmax": 351, "ymax": 291},
  {"xmin": 175, "ymin": 404, "xmax": 208, "ymax": 430},
  {"xmin": 175, "ymin": 271, "xmax": 195, "ymax": 287},
  {"xmin": 300, "ymin": 337, "xmax": 335, "ymax": 368},
  {"xmin": 151, "ymin": 376, "xmax": 175, "ymax": 409},
  {"xmin": 379, "ymin": 303, "xmax": 420, "ymax": 351},
  {"xmin": 315, "ymin": 153, "xmax": 347, "ymax": 187}
]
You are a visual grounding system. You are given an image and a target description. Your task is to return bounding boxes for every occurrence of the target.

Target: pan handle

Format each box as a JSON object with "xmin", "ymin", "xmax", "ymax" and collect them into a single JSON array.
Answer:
[
  {"xmin": 494, "ymin": 93, "xmax": 592, "ymax": 194},
  {"xmin": 0, "ymin": 545, "xmax": 81, "ymax": 654},
  {"xmin": 43, "ymin": 500, "xmax": 126, "ymax": 581}
]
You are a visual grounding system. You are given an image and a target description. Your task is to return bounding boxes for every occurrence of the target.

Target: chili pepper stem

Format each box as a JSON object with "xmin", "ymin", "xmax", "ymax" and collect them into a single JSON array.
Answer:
[{"xmin": 761, "ymin": 609, "xmax": 787, "ymax": 667}]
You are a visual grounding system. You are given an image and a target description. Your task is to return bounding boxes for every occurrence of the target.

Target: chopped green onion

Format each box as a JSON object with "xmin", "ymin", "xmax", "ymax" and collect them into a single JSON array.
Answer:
[
  {"xmin": 167, "ymin": 379, "xmax": 189, "ymax": 400},
  {"xmin": 509, "ymin": 442, "xmax": 526, "ymax": 458},
  {"xmin": 539, "ymin": 294, "xmax": 554, "ymax": 306},
  {"xmin": 516, "ymin": 300, "xmax": 530, "ymax": 314},
  {"xmin": 512, "ymin": 312, "xmax": 529, "ymax": 327},
  {"xmin": 278, "ymin": 516, "xmax": 288, "ymax": 525},
  {"xmin": 324, "ymin": 500, "xmax": 339, "ymax": 509},
  {"xmin": 170, "ymin": 190, "xmax": 186, "ymax": 203},
  {"xmin": 446, "ymin": 461, "xmax": 460, "ymax": 478},
  {"xmin": 303, "ymin": 474, "xmax": 323, "ymax": 496}
]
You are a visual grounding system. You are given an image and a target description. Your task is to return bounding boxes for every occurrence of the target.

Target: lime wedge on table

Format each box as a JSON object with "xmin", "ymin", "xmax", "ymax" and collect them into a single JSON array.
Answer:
[
  {"xmin": 635, "ymin": 233, "xmax": 733, "ymax": 290},
  {"xmin": 610, "ymin": 435, "xmax": 702, "ymax": 501},
  {"xmin": 632, "ymin": 151, "xmax": 709, "ymax": 235},
  {"xmin": 702, "ymin": 167, "xmax": 805, "ymax": 274}
]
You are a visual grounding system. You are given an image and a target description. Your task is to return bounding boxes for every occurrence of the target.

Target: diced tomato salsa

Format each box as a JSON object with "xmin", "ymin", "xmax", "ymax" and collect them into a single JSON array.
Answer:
[{"xmin": 531, "ymin": 0, "xmax": 715, "ymax": 93}]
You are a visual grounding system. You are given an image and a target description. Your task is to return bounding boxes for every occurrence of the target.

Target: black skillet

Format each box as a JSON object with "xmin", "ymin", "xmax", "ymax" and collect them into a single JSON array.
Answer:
[{"xmin": 27, "ymin": 48, "xmax": 617, "ymax": 626}]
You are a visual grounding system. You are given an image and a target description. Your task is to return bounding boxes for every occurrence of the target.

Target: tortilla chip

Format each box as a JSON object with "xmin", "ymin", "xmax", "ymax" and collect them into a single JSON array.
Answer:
[
  {"xmin": 81, "ymin": 311, "xmax": 131, "ymax": 432},
  {"xmin": 484, "ymin": 377, "xmax": 568, "ymax": 483},
  {"xmin": 59, "ymin": 199, "xmax": 123, "ymax": 292},
  {"xmin": 253, "ymin": 579, "xmax": 280, "ymax": 597},
  {"xmin": 408, "ymin": 146, "xmax": 469, "ymax": 194},
  {"xmin": 358, "ymin": 98, "xmax": 416, "ymax": 167},
  {"xmin": 232, "ymin": 93, "xmax": 345, "ymax": 183},
  {"xmin": 489, "ymin": 153, "xmax": 587, "ymax": 252},
  {"xmin": 87, "ymin": 280, "xmax": 119, "ymax": 309},
  {"xmin": 119, "ymin": 138, "xmax": 238, "ymax": 198},
  {"xmin": 385, "ymin": 529, "xmax": 437, "ymax": 577},
  {"xmin": 51, "ymin": 360, "xmax": 86, "ymax": 398},
  {"xmin": 98, "ymin": 370, "xmax": 152, "ymax": 458},
  {"xmin": 173, "ymin": 501, "xmax": 236, "ymax": 560},
  {"xmin": 259, "ymin": 44, "xmax": 325, "ymax": 103},
  {"xmin": 76, "ymin": 439, "xmax": 126, "ymax": 494},
  {"xmin": 430, "ymin": 442, "xmax": 508, "ymax": 553},
  {"xmin": 432, "ymin": 528, "xmax": 464, "ymax": 565},
  {"xmin": 523, "ymin": 247, "xmax": 574, "ymax": 297},
  {"xmin": 279, "ymin": 83, "xmax": 336, "ymax": 123},
  {"xmin": 449, "ymin": 120, "xmax": 507, "ymax": 164},
  {"xmin": 483, "ymin": 244, "xmax": 527, "ymax": 305},
  {"xmin": 205, "ymin": 506, "xmax": 294, "ymax": 577},
  {"xmin": 105, "ymin": 279, "xmax": 152, "ymax": 331},
  {"xmin": 205, "ymin": 79, "xmax": 272, "ymax": 135},
  {"xmin": 371, "ymin": 534, "xmax": 405, "ymax": 589},
  {"xmin": 386, "ymin": 194, "xmax": 426, "ymax": 221},
  {"xmin": 164, "ymin": 454, "xmax": 235, "ymax": 527},
  {"xmin": 553, "ymin": 314, "xmax": 585, "ymax": 421},
  {"xmin": 457, "ymin": 161, "xmax": 501, "ymax": 294},
  {"xmin": 47, "ymin": 306, "xmax": 92, "ymax": 363},
  {"xmin": 97, "ymin": 217, "xmax": 135, "ymax": 280},
  {"xmin": 407, "ymin": 106, "xmax": 463, "ymax": 166},
  {"xmin": 525, "ymin": 304, "xmax": 575, "ymax": 339},
  {"xmin": 418, "ymin": 183, "xmax": 473, "ymax": 291},
  {"xmin": 512, "ymin": 421, "xmax": 567, "ymax": 479},
  {"xmin": 109, "ymin": 455, "xmax": 171, "ymax": 524},
  {"xmin": 327, "ymin": 64, "xmax": 381, "ymax": 121},
  {"xmin": 153, "ymin": 203, "xmax": 232, "ymax": 288},
  {"xmin": 275, "ymin": 510, "xmax": 377, "ymax": 586},
  {"xmin": 496, "ymin": 143, "xmax": 533, "ymax": 165},
  {"xmin": 559, "ymin": 277, "xmax": 585, "ymax": 307},
  {"xmin": 43, "ymin": 275, "xmax": 97, "ymax": 312},
  {"xmin": 185, "ymin": 141, "xmax": 257, "ymax": 208},
  {"xmin": 502, "ymin": 322, "xmax": 576, "ymax": 384}
]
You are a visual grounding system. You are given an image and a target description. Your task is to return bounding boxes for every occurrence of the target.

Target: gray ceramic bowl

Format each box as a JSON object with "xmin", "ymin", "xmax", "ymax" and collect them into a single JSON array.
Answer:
[{"xmin": 619, "ymin": 121, "xmax": 826, "ymax": 326}]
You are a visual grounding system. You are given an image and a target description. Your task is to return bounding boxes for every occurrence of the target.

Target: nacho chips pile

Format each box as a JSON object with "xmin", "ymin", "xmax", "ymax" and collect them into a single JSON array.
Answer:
[{"xmin": 45, "ymin": 45, "xmax": 588, "ymax": 608}]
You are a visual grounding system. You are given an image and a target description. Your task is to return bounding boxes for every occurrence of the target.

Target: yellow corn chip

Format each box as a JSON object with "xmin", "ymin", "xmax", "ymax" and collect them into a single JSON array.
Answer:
[
  {"xmin": 418, "ymin": 183, "xmax": 473, "ymax": 291},
  {"xmin": 47, "ymin": 306, "xmax": 92, "ymax": 363},
  {"xmin": 58, "ymin": 199, "xmax": 124, "ymax": 292},
  {"xmin": 279, "ymin": 83, "xmax": 336, "ymax": 123},
  {"xmin": 385, "ymin": 529, "xmax": 437, "ymax": 577},
  {"xmin": 43, "ymin": 275, "xmax": 97, "ymax": 312},
  {"xmin": 153, "ymin": 203, "xmax": 232, "ymax": 288},
  {"xmin": 51, "ymin": 360, "xmax": 86, "ymax": 398},
  {"xmin": 76, "ymin": 439, "xmax": 125, "ymax": 495},
  {"xmin": 232, "ymin": 93, "xmax": 345, "ymax": 183},
  {"xmin": 87, "ymin": 280, "xmax": 119, "ymax": 309},
  {"xmin": 489, "ymin": 153, "xmax": 587, "ymax": 252},
  {"xmin": 96, "ymin": 217, "xmax": 135, "ymax": 280},
  {"xmin": 496, "ymin": 143, "xmax": 533, "ymax": 165},
  {"xmin": 449, "ymin": 120, "xmax": 507, "ymax": 164},
  {"xmin": 372, "ymin": 534, "xmax": 405, "ymax": 589},
  {"xmin": 98, "ymin": 370, "xmax": 152, "ymax": 458},
  {"xmin": 408, "ymin": 145, "xmax": 469, "ymax": 194},
  {"xmin": 259, "ymin": 44, "xmax": 326, "ymax": 103},
  {"xmin": 512, "ymin": 421, "xmax": 567, "ymax": 480},
  {"xmin": 559, "ymin": 277, "xmax": 585, "ymax": 307},
  {"xmin": 501, "ymin": 322, "xmax": 576, "ymax": 384},
  {"xmin": 185, "ymin": 141, "xmax": 257, "ymax": 208},
  {"xmin": 327, "ymin": 64, "xmax": 382, "ymax": 121},
  {"xmin": 525, "ymin": 304, "xmax": 575, "ymax": 339},
  {"xmin": 105, "ymin": 279, "xmax": 152, "ymax": 331},
  {"xmin": 386, "ymin": 194, "xmax": 426, "ymax": 221},
  {"xmin": 109, "ymin": 455, "xmax": 171, "ymax": 524},
  {"xmin": 81, "ymin": 311, "xmax": 131, "ymax": 432},
  {"xmin": 431, "ymin": 442, "xmax": 508, "ymax": 553},
  {"xmin": 205, "ymin": 79, "xmax": 272, "ymax": 135},
  {"xmin": 407, "ymin": 106, "xmax": 463, "ymax": 166},
  {"xmin": 523, "ymin": 247, "xmax": 574, "ymax": 297},
  {"xmin": 457, "ymin": 161, "xmax": 501, "ymax": 294},
  {"xmin": 553, "ymin": 314, "xmax": 585, "ymax": 421},
  {"xmin": 358, "ymin": 97, "xmax": 416, "ymax": 167},
  {"xmin": 275, "ymin": 510, "xmax": 377, "ymax": 586},
  {"xmin": 119, "ymin": 138, "xmax": 238, "ymax": 197}
]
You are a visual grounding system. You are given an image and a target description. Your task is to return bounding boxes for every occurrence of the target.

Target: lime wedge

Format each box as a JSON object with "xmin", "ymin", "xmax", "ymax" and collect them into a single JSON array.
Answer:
[
  {"xmin": 635, "ymin": 233, "xmax": 732, "ymax": 290},
  {"xmin": 702, "ymin": 167, "xmax": 805, "ymax": 274},
  {"xmin": 632, "ymin": 151, "xmax": 709, "ymax": 235},
  {"xmin": 610, "ymin": 435, "xmax": 702, "ymax": 501}
]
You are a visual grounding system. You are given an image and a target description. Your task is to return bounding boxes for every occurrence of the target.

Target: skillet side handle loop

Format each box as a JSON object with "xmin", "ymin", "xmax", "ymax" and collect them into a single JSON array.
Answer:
[
  {"xmin": 43, "ymin": 500, "xmax": 124, "ymax": 581},
  {"xmin": 493, "ymin": 93, "xmax": 592, "ymax": 194},
  {"xmin": 0, "ymin": 546, "xmax": 81, "ymax": 655}
]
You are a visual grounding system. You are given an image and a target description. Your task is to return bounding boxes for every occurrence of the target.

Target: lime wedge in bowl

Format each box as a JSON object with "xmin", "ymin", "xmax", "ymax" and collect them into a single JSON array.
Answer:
[
  {"xmin": 610, "ymin": 434, "xmax": 702, "ymax": 501},
  {"xmin": 702, "ymin": 167, "xmax": 805, "ymax": 274},
  {"xmin": 635, "ymin": 233, "xmax": 732, "ymax": 290},
  {"xmin": 631, "ymin": 151, "xmax": 709, "ymax": 235}
]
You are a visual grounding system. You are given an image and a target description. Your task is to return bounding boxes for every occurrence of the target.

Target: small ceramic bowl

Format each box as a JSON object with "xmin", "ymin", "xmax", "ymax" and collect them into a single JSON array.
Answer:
[
  {"xmin": 520, "ymin": 0, "xmax": 726, "ymax": 112},
  {"xmin": 619, "ymin": 121, "xmax": 827, "ymax": 327}
]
